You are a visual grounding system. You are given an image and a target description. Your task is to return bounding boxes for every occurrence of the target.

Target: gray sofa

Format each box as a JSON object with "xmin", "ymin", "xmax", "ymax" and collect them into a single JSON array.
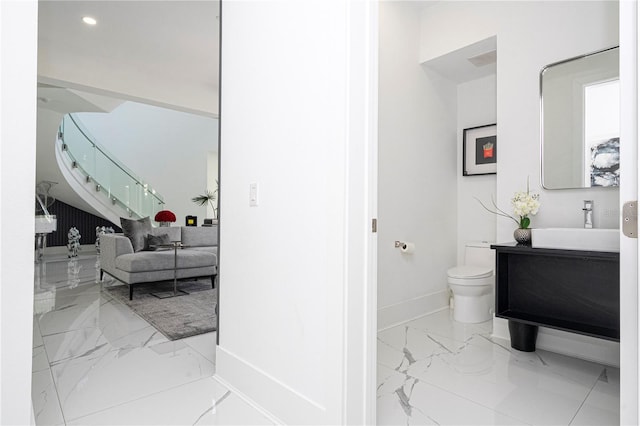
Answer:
[{"xmin": 99, "ymin": 225, "xmax": 218, "ymax": 300}]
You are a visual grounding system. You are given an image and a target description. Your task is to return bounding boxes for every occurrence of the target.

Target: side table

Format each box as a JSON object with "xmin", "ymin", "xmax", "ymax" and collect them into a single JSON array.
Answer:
[{"xmin": 150, "ymin": 241, "xmax": 190, "ymax": 299}]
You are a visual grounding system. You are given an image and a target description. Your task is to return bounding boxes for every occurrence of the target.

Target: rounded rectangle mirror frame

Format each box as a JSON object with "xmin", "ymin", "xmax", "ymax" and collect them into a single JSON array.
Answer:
[{"xmin": 540, "ymin": 46, "xmax": 619, "ymax": 190}]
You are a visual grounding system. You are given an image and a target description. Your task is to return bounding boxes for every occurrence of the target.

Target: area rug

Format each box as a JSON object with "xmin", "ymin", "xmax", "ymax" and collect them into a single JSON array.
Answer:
[{"xmin": 104, "ymin": 279, "xmax": 217, "ymax": 341}]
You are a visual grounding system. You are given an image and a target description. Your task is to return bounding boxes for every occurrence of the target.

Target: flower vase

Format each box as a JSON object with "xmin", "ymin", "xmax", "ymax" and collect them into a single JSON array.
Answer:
[
  {"xmin": 159, "ymin": 221, "xmax": 171, "ymax": 227},
  {"xmin": 514, "ymin": 228, "xmax": 532, "ymax": 245}
]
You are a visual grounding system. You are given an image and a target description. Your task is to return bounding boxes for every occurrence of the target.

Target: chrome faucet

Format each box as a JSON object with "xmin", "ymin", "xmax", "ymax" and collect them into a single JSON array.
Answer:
[{"xmin": 583, "ymin": 200, "xmax": 594, "ymax": 229}]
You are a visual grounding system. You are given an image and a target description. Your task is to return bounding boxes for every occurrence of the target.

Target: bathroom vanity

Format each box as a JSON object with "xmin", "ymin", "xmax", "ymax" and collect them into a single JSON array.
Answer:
[{"xmin": 491, "ymin": 243, "xmax": 619, "ymax": 351}]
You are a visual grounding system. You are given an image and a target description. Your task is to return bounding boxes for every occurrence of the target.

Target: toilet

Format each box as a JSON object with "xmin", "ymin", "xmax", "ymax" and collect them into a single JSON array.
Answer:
[{"xmin": 447, "ymin": 242, "xmax": 495, "ymax": 323}]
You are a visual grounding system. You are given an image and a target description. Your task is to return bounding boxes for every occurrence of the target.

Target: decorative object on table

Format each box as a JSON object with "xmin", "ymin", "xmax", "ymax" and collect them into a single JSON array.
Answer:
[
  {"xmin": 67, "ymin": 226, "xmax": 81, "ymax": 257},
  {"xmin": 103, "ymin": 279, "xmax": 217, "ymax": 340},
  {"xmin": 94, "ymin": 226, "xmax": 115, "ymax": 254},
  {"xmin": 185, "ymin": 215, "xmax": 198, "ymax": 227},
  {"xmin": 463, "ymin": 123, "xmax": 497, "ymax": 176},
  {"xmin": 154, "ymin": 210, "xmax": 176, "ymax": 227},
  {"xmin": 192, "ymin": 187, "xmax": 219, "ymax": 223},
  {"xmin": 476, "ymin": 178, "xmax": 540, "ymax": 244},
  {"xmin": 513, "ymin": 228, "xmax": 532, "ymax": 245}
]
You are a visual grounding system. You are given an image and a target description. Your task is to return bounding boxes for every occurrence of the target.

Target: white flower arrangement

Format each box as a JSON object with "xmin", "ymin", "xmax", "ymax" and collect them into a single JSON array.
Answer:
[
  {"xmin": 511, "ymin": 190, "xmax": 540, "ymax": 222},
  {"xmin": 476, "ymin": 179, "xmax": 540, "ymax": 229}
]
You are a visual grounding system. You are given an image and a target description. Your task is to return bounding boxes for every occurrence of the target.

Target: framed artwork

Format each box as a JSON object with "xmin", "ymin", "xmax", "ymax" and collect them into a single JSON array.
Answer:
[{"xmin": 463, "ymin": 123, "xmax": 497, "ymax": 176}]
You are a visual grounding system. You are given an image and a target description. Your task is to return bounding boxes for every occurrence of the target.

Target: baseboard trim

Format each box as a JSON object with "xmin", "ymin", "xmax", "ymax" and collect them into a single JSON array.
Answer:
[
  {"xmin": 212, "ymin": 374, "xmax": 284, "ymax": 425},
  {"xmin": 215, "ymin": 346, "xmax": 327, "ymax": 425},
  {"xmin": 377, "ymin": 289, "xmax": 449, "ymax": 331},
  {"xmin": 492, "ymin": 317, "xmax": 620, "ymax": 367}
]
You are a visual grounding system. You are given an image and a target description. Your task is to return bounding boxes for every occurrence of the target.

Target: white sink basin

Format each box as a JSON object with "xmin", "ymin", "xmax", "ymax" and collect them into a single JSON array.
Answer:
[
  {"xmin": 35, "ymin": 215, "xmax": 57, "ymax": 233},
  {"xmin": 531, "ymin": 228, "xmax": 619, "ymax": 252}
]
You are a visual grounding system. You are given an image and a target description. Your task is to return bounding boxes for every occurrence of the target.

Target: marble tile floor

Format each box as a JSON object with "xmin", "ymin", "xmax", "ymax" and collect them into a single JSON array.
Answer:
[
  {"xmin": 32, "ymin": 254, "xmax": 274, "ymax": 425},
  {"xmin": 33, "ymin": 253, "xmax": 620, "ymax": 425},
  {"xmin": 377, "ymin": 310, "xmax": 620, "ymax": 426}
]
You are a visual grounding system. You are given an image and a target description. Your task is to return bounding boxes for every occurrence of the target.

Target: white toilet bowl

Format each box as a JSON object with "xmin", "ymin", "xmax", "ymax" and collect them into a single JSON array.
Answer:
[{"xmin": 447, "ymin": 242, "xmax": 495, "ymax": 324}]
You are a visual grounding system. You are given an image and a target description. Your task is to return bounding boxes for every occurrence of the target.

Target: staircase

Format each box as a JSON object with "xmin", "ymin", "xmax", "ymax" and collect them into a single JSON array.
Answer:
[{"xmin": 55, "ymin": 114, "xmax": 165, "ymax": 226}]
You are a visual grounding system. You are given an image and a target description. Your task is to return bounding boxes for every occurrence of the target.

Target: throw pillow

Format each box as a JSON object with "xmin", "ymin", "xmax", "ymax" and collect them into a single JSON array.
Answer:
[
  {"xmin": 145, "ymin": 233, "xmax": 171, "ymax": 251},
  {"xmin": 120, "ymin": 217, "xmax": 152, "ymax": 252}
]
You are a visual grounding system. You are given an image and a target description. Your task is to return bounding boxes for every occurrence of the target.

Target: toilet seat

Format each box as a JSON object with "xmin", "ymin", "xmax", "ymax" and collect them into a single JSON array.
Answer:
[{"xmin": 447, "ymin": 265, "xmax": 493, "ymax": 279}]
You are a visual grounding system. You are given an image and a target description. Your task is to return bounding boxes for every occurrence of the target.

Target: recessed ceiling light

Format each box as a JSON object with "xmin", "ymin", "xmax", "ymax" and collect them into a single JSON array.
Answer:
[{"xmin": 82, "ymin": 16, "xmax": 97, "ymax": 26}]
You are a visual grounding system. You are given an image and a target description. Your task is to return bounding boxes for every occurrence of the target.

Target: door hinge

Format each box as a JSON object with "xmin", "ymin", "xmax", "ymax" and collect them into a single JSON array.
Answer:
[
  {"xmin": 623, "ymin": 201, "xmax": 637, "ymax": 238},
  {"xmin": 371, "ymin": 218, "xmax": 377, "ymax": 233}
]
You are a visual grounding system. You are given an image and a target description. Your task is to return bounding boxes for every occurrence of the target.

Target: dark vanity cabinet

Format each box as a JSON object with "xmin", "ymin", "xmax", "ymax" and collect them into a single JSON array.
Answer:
[{"xmin": 491, "ymin": 243, "xmax": 619, "ymax": 350}]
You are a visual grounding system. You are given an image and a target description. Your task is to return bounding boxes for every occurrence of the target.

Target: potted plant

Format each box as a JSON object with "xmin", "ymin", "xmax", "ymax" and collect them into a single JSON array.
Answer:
[{"xmin": 192, "ymin": 188, "xmax": 218, "ymax": 223}]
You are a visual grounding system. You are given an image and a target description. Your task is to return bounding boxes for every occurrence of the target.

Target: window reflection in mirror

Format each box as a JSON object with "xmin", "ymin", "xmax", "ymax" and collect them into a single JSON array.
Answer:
[{"xmin": 541, "ymin": 46, "xmax": 619, "ymax": 190}]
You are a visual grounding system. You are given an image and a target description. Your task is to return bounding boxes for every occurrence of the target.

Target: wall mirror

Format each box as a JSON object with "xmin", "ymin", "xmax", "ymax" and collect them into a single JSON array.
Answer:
[{"xmin": 541, "ymin": 46, "xmax": 619, "ymax": 189}]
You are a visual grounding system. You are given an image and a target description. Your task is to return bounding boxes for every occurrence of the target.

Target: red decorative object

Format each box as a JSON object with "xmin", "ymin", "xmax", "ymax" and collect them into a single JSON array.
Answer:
[{"xmin": 154, "ymin": 210, "xmax": 176, "ymax": 223}]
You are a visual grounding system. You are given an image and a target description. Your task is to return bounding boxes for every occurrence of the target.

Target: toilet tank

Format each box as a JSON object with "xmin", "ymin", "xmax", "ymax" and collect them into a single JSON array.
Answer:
[{"xmin": 464, "ymin": 242, "xmax": 495, "ymax": 268}]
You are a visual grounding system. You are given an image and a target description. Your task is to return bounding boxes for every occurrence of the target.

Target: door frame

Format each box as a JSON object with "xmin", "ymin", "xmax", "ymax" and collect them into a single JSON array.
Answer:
[{"xmin": 620, "ymin": 1, "xmax": 639, "ymax": 423}]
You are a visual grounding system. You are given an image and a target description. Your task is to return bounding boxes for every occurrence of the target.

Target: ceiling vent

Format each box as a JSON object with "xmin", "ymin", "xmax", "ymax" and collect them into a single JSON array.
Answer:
[{"xmin": 467, "ymin": 50, "xmax": 497, "ymax": 67}]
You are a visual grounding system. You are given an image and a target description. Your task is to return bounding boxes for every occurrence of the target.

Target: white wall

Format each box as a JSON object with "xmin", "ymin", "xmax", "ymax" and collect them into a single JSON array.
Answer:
[
  {"xmin": 498, "ymin": 2, "xmax": 619, "ymax": 234},
  {"xmin": 457, "ymin": 75, "xmax": 497, "ymax": 264},
  {"xmin": 77, "ymin": 102, "xmax": 218, "ymax": 225},
  {"xmin": 216, "ymin": 1, "xmax": 375, "ymax": 424},
  {"xmin": 377, "ymin": 1, "xmax": 458, "ymax": 329},
  {"xmin": 420, "ymin": 0, "xmax": 620, "ymax": 363},
  {"xmin": 0, "ymin": 1, "xmax": 38, "ymax": 424},
  {"xmin": 423, "ymin": 1, "xmax": 619, "ymax": 234}
]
